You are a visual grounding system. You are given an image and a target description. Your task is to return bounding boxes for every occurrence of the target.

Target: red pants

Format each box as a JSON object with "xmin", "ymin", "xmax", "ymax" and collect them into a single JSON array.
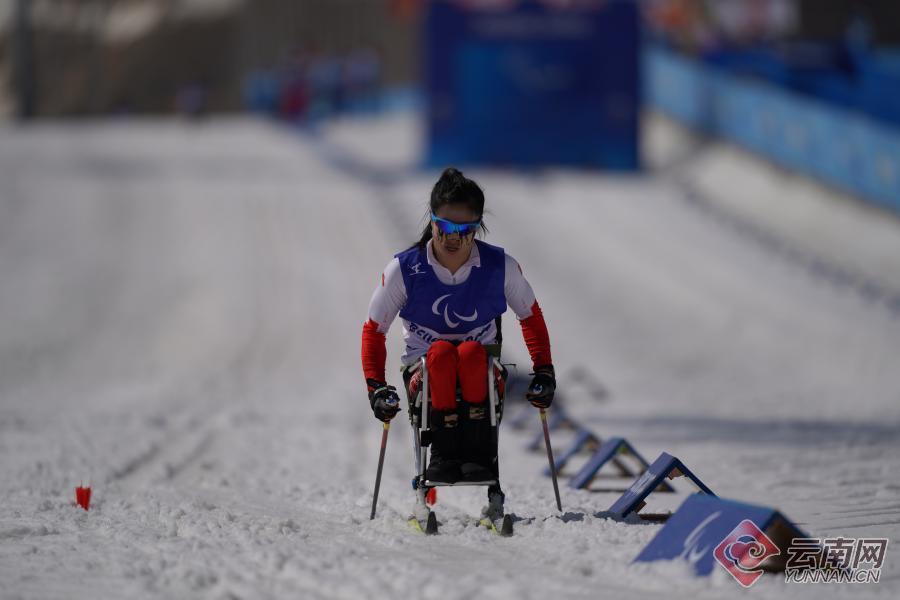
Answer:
[{"xmin": 424, "ymin": 341, "xmax": 498, "ymax": 411}]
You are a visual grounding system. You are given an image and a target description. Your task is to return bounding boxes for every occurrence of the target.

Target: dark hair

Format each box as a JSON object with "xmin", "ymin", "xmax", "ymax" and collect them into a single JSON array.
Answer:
[{"xmin": 413, "ymin": 167, "xmax": 488, "ymax": 249}]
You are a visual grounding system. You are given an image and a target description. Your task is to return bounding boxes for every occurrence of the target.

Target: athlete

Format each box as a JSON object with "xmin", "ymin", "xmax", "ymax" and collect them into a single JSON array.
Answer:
[{"xmin": 361, "ymin": 167, "xmax": 555, "ymax": 487}]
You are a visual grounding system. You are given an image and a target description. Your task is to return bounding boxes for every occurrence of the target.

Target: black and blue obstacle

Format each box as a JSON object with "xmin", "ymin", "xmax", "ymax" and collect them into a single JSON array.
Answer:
[
  {"xmin": 567, "ymin": 437, "xmax": 674, "ymax": 492},
  {"xmin": 608, "ymin": 452, "xmax": 714, "ymax": 520}
]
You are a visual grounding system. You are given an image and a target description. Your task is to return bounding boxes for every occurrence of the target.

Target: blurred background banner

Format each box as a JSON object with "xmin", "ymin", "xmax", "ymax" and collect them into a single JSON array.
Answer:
[
  {"xmin": 424, "ymin": 0, "xmax": 641, "ymax": 170},
  {"xmin": 2, "ymin": 0, "xmax": 899, "ymax": 209}
]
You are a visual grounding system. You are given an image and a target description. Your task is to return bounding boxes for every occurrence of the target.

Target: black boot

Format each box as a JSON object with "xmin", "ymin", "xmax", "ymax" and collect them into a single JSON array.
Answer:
[
  {"xmin": 483, "ymin": 484, "xmax": 506, "ymax": 521},
  {"xmin": 425, "ymin": 410, "xmax": 462, "ymax": 484},
  {"xmin": 459, "ymin": 402, "xmax": 496, "ymax": 483}
]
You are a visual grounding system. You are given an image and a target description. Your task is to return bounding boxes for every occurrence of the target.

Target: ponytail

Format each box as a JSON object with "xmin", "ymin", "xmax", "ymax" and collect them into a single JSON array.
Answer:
[{"xmin": 415, "ymin": 223, "xmax": 434, "ymax": 249}]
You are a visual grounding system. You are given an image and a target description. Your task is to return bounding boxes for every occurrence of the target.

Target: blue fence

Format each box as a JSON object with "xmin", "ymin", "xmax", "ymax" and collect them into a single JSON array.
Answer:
[{"xmin": 644, "ymin": 45, "xmax": 900, "ymax": 215}]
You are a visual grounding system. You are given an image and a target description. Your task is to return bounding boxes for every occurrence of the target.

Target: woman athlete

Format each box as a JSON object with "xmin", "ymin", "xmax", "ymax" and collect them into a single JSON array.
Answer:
[{"xmin": 361, "ymin": 168, "xmax": 556, "ymax": 492}]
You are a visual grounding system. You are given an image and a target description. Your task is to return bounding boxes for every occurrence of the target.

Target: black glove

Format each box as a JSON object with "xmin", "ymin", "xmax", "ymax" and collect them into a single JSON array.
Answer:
[
  {"xmin": 526, "ymin": 365, "xmax": 556, "ymax": 409},
  {"xmin": 367, "ymin": 379, "xmax": 401, "ymax": 422}
]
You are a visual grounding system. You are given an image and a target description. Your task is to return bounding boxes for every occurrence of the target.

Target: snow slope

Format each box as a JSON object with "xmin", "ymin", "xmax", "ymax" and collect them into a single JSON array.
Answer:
[{"xmin": 1, "ymin": 113, "xmax": 899, "ymax": 599}]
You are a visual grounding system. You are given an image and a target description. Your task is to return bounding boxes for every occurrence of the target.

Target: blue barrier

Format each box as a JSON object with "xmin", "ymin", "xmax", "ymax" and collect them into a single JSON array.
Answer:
[
  {"xmin": 645, "ymin": 45, "xmax": 900, "ymax": 215},
  {"xmin": 608, "ymin": 452, "xmax": 714, "ymax": 520},
  {"xmin": 524, "ymin": 408, "xmax": 575, "ymax": 452},
  {"xmin": 858, "ymin": 124, "xmax": 900, "ymax": 211},
  {"xmin": 567, "ymin": 437, "xmax": 674, "ymax": 492},
  {"xmin": 544, "ymin": 428, "xmax": 600, "ymax": 476},
  {"xmin": 643, "ymin": 49, "xmax": 710, "ymax": 131},
  {"xmin": 633, "ymin": 494, "xmax": 807, "ymax": 577}
]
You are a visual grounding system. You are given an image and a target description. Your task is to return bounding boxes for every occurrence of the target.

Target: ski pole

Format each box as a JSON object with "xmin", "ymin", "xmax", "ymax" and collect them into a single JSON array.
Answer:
[
  {"xmin": 540, "ymin": 408, "xmax": 562, "ymax": 512},
  {"xmin": 370, "ymin": 421, "xmax": 390, "ymax": 520}
]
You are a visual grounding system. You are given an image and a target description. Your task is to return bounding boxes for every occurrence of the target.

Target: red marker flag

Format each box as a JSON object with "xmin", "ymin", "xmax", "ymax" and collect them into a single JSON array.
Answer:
[{"xmin": 75, "ymin": 486, "xmax": 91, "ymax": 511}]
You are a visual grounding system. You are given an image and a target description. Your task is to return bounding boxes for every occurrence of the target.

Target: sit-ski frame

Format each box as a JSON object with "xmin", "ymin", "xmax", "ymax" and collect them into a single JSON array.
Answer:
[{"xmin": 410, "ymin": 354, "xmax": 504, "ymax": 511}]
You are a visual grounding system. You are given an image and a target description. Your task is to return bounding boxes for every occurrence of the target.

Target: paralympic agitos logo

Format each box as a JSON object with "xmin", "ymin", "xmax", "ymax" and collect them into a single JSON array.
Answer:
[{"xmin": 431, "ymin": 294, "xmax": 478, "ymax": 329}]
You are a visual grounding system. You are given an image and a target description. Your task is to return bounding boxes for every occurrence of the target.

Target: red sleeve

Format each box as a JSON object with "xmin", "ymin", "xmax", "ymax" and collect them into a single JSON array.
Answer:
[
  {"xmin": 361, "ymin": 319, "xmax": 387, "ymax": 384},
  {"xmin": 519, "ymin": 300, "xmax": 552, "ymax": 369}
]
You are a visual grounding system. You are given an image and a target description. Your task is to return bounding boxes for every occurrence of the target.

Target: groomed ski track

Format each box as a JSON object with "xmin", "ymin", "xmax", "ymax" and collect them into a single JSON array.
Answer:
[{"xmin": 1, "ymin": 113, "xmax": 899, "ymax": 599}]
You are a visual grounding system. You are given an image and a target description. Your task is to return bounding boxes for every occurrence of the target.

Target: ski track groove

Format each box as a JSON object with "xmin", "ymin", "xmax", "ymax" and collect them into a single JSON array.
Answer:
[
  {"xmin": 110, "ymin": 406, "xmax": 229, "ymax": 487},
  {"xmin": 676, "ymin": 177, "xmax": 900, "ymax": 319}
]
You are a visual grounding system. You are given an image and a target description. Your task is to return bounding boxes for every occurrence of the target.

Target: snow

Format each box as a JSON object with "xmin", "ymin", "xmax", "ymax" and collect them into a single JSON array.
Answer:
[
  {"xmin": 1, "ymin": 112, "xmax": 899, "ymax": 599},
  {"xmin": 644, "ymin": 111, "xmax": 900, "ymax": 296}
]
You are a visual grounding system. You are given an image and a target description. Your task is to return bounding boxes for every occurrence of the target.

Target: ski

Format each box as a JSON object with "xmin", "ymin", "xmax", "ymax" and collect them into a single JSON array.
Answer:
[
  {"xmin": 407, "ymin": 510, "xmax": 438, "ymax": 535},
  {"xmin": 405, "ymin": 510, "xmax": 514, "ymax": 536},
  {"xmin": 475, "ymin": 514, "xmax": 514, "ymax": 537}
]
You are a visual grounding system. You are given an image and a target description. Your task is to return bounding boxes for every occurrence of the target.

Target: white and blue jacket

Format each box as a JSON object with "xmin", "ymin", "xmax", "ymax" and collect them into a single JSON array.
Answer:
[{"xmin": 367, "ymin": 239, "xmax": 538, "ymax": 365}]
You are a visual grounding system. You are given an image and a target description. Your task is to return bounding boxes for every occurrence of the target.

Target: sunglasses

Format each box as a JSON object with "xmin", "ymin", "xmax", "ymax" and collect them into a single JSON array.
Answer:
[{"xmin": 430, "ymin": 214, "xmax": 481, "ymax": 237}]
